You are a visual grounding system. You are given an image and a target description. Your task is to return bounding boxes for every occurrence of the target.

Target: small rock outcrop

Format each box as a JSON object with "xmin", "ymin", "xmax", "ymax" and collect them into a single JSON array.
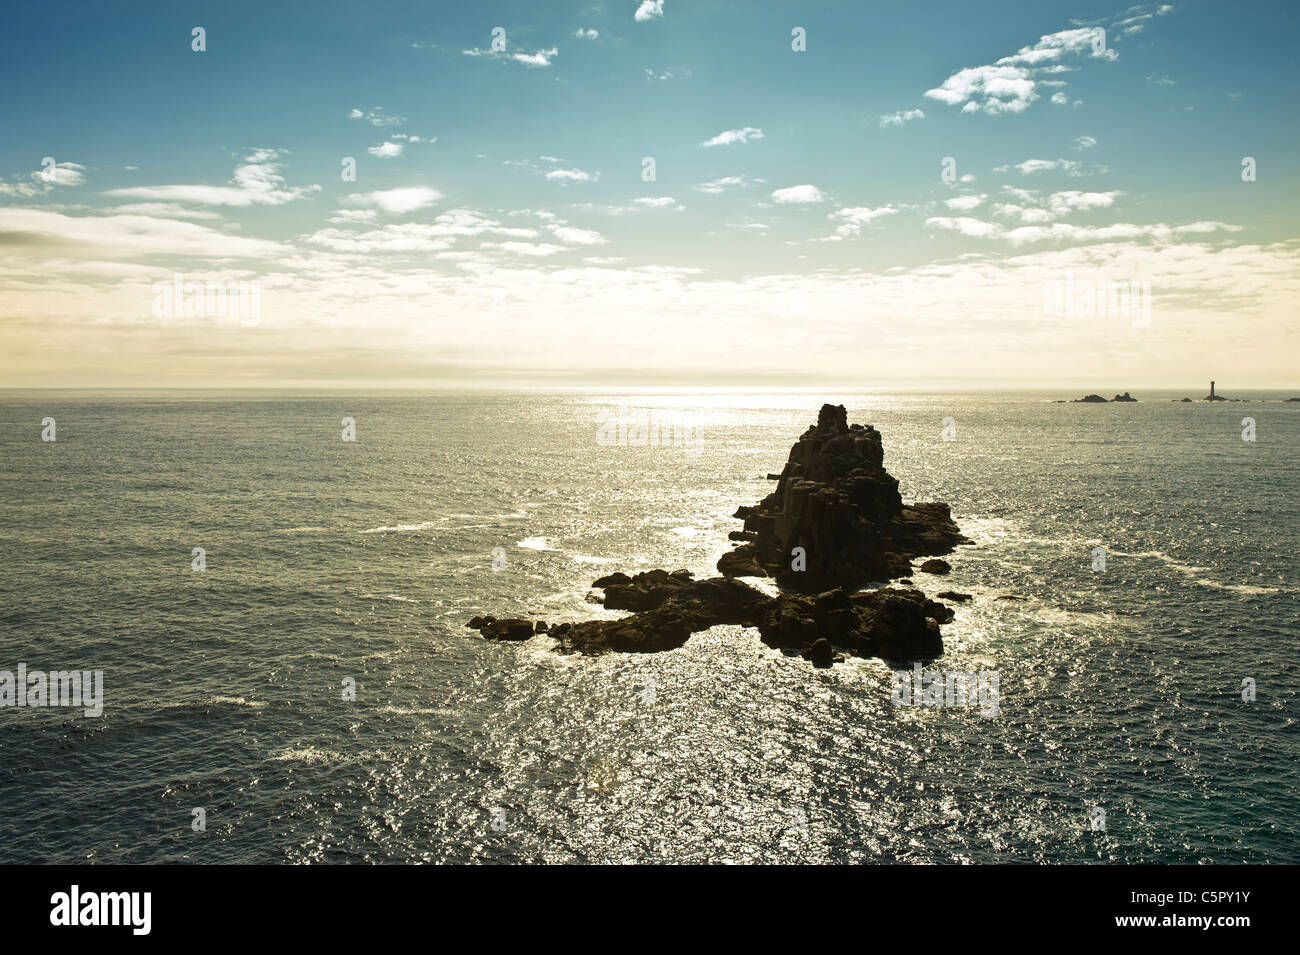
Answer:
[
  {"xmin": 467, "ymin": 405, "xmax": 971, "ymax": 666},
  {"xmin": 1073, "ymin": 394, "xmax": 1109, "ymax": 403},
  {"xmin": 1111, "ymin": 392, "xmax": 1137, "ymax": 402}
]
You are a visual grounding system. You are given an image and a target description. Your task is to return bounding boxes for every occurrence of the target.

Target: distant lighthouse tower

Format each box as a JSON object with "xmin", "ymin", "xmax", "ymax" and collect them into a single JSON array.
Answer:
[{"xmin": 1210, "ymin": 380, "xmax": 1216, "ymax": 398}]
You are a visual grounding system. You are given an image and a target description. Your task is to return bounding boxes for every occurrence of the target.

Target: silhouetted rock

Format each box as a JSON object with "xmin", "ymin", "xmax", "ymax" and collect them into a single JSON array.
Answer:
[
  {"xmin": 803, "ymin": 638, "xmax": 835, "ymax": 667},
  {"xmin": 919, "ymin": 558, "xmax": 951, "ymax": 575},
  {"xmin": 1111, "ymin": 392, "xmax": 1137, "ymax": 402},
  {"xmin": 936, "ymin": 590, "xmax": 973, "ymax": 602},
  {"xmin": 1073, "ymin": 394, "xmax": 1108, "ymax": 403},
  {"xmin": 598, "ymin": 568, "xmax": 696, "ymax": 611},
  {"xmin": 467, "ymin": 405, "xmax": 970, "ymax": 665},
  {"xmin": 753, "ymin": 586, "xmax": 950, "ymax": 662},
  {"xmin": 467, "ymin": 616, "xmax": 536, "ymax": 641},
  {"xmin": 550, "ymin": 577, "xmax": 772, "ymax": 654},
  {"xmin": 717, "ymin": 404, "xmax": 968, "ymax": 591}
]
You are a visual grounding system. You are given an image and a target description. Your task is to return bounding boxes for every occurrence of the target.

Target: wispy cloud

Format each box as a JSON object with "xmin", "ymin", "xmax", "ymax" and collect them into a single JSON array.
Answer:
[
  {"xmin": 693, "ymin": 175, "xmax": 758, "ymax": 194},
  {"xmin": 0, "ymin": 160, "xmax": 86, "ymax": 197},
  {"xmin": 348, "ymin": 107, "xmax": 405, "ymax": 127},
  {"xmin": 104, "ymin": 149, "xmax": 320, "ymax": 207},
  {"xmin": 462, "ymin": 46, "xmax": 558, "ymax": 67},
  {"xmin": 701, "ymin": 127, "xmax": 764, "ymax": 147},
  {"xmin": 880, "ymin": 108, "xmax": 925, "ymax": 128}
]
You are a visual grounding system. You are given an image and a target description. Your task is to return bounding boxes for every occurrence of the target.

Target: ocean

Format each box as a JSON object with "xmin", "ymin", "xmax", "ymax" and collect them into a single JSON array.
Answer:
[{"xmin": 0, "ymin": 390, "xmax": 1296, "ymax": 864}]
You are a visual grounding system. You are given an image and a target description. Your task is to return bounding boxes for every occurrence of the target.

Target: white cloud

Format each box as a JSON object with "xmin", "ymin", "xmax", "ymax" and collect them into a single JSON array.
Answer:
[
  {"xmin": 105, "ymin": 149, "xmax": 320, "ymax": 207},
  {"xmin": 0, "ymin": 161, "xmax": 87, "ymax": 198},
  {"xmin": 772, "ymin": 185, "xmax": 825, "ymax": 204},
  {"xmin": 926, "ymin": 64, "xmax": 1038, "ymax": 115},
  {"xmin": 945, "ymin": 194, "xmax": 986, "ymax": 212},
  {"xmin": 632, "ymin": 196, "xmax": 682, "ymax": 209},
  {"xmin": 997, "ymin": 158, "xmax": 1083, "ymax": 177},
  {"xmin": 880, "ymin": 108, "xmax": 925, "ymax": 128},
  {"xmin": 701, "ymin": 127, "xmax": 764, "ymax": 147},
  {"xmin": 923, "ymin": 19, "xmax": 1140, "ymax": 116},
  {"xmin": 463, "ymin": 46, "xmax": 557, "ymax": 67},
  {"xmin": 926, "ymin": 212, "xmax": 1241, "ymax": 246},
  {"xmin": 367, "ymin": 142, "xmax": 404, "ymax": 159},
  {"xmin": 328, "ymin": 209, "xmax": 379, "ymax": 225},
  {"xmin": 545, "ymin": 168, "xmax": 597, "ymax": 183},
  {"xmin": 513, "ymin": 48, "xmax": 557, "ymax": 67},
  {"xmin": 1072, "ymin": 135, "xmax": 1097, "ymax": 151},
  {"xmin": 480, "ymin": 240, "xmax": 568, "ymax": 257},
  {"xmin": 825, "ymin": 205, "xmax": 898, "ymax": 239},
  {"xmin": 551, "ymin": 225, "xmax": 608, "ymax": 245},
  {"xmin": 573, "ymin": 28, "xmax": 599, "ymax": 39},
  {"xmin": 925, "ymin": 216, "xmax": 1004, "ymax": 239},
  {"xmin": 0, "ymin": 207, "xmax": 284, "ymax": 258},
  {"xmin": 694, "ymin": 176, "xmax": 753, "ymax": 193},
  {"xmin": 342, "ymin": 186, "xmax": 442, "ymax": 214},
  {"xmin": 635, "ymin": 0, "xmax": 665, "ymax": 22},
  {"xmin": 109, "ymin": 202, "xmax": 222, "ymax": 221}
]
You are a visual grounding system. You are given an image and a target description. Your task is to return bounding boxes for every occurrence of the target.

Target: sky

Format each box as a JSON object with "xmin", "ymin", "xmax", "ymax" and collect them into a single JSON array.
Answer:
[{"xmin": 0, "ymin": 0, "xmax": 1297, "ymax": 389}]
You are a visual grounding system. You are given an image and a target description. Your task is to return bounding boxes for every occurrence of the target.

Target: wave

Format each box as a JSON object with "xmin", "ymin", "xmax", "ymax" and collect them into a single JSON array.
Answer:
[
  {"xmin": 362, "ymin": 520, "xmax": 440, "ymax": 534},
  {"xmin": 269, "ymin": 746, "xmax": 341, "ymax": 764},
  {"xmin": 1108, "ymin": 549, "xmax": 1287, "ymax": 594},
  {"xmin": 207, "ymin": 695, "xmax": 267, "ymax": 709},
  {"xmin": 1192, "ymin": 579, "xmax": 1288, "ymax": 595},
  {"xmin": 376, "ymin": 705, "xmax": 462, "ymax": 717}
]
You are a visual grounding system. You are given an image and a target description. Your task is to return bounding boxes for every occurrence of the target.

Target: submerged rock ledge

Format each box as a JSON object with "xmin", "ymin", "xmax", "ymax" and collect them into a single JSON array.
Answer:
[{"xmin": 467, "ymin": 404, "xmax": 971, "ymax": 666}]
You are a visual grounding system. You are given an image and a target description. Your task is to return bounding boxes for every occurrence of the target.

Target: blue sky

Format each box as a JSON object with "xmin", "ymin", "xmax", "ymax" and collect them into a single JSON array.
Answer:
[{"xmin": 1, "ymin": 1, "xmax": 1297, "ymax": 387}]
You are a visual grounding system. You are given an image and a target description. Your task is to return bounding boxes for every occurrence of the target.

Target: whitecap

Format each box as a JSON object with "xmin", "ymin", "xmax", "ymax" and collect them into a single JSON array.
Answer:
[
  {"xmin": 517, "ymin": 536, "xmax": 556, "ymax": 550},
  {"xmin": 362, "ymin": 520, "xmax": 440, "ymax": 534},
  {"xmin": 207, "ymin": 696, "xmax": 266, "ymax": 709}
]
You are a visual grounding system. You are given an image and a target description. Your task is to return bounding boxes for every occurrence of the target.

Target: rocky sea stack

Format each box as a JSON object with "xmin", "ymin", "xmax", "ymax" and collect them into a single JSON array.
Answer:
[
  {"xmin": 467, "ymin": 404, "xmax": 971, "ymax": 666},
  {"xmin": 717, "ymin": 402, "xmax": 968, "ymax": 591}
]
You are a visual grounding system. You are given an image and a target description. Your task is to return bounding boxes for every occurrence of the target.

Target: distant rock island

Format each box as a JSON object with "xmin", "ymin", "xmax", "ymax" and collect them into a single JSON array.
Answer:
[
  {"xmin": 467, "ymin": 404, "xmax": 971, "ymax": 667},
  {"xmin": 1071, "ymin": 392, "xmax": 1137, "ymax": 402}
]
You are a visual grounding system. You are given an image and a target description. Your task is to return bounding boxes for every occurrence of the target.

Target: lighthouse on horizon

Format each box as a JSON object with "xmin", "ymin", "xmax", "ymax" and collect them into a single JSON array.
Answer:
[{"xmin": 1210, "ymin": 380, "xmax": 1215, "ymax": 398}]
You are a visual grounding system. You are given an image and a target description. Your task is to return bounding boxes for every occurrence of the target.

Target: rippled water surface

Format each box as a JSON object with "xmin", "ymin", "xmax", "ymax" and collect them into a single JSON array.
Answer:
[{"xmin": 0, "ymin": 391, "xmax": 1296, "ymax": 863}]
